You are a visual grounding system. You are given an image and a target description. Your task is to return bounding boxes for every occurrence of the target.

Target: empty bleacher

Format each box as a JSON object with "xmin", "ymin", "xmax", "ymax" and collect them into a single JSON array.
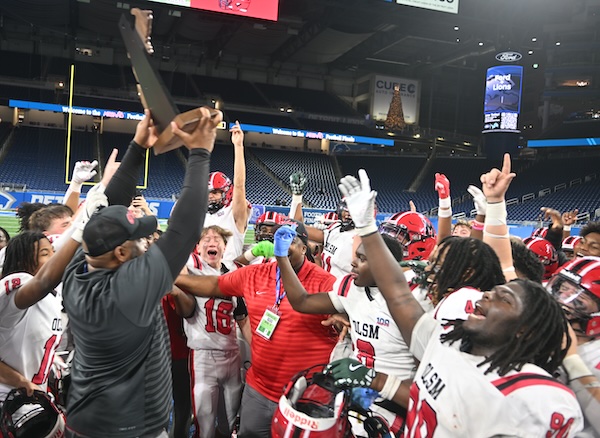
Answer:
[{"xmin": 252, "ymin": 148, "xmax": 339, "ymax": 210}]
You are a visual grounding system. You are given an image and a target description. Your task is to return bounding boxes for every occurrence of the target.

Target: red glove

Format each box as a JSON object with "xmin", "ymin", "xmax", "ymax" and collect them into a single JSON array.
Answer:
[{"xmin": 435, "ymin": 173, "xmax": 450, "ymax": 199}]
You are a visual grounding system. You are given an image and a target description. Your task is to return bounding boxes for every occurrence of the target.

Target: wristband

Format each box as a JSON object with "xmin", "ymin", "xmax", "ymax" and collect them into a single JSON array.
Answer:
[
  {"xmin": 485, "ymin": 200, "xmax": 507, "ymax": 226},
  {"xmin": 379, "ymin": 374, "xmax": 402, "ymax": 401},
  {"xmin": 68, "ymin": 180, "xmax": 83, "ymax": 193},
  {"xmin": 483, "ymin": 231, "xmax": 510, "ymax": 239},
  {"xmin": 289, "ymin": 194, "xmax": 303, "ymax": 217},
  {"xmin": 583, "ymin": 381, "xmax": 600, "ymax": 388},
  {"xmin": 438, "ymin": 197, "xmax": 451, "ymax": 209},
  {"xmin": 243, "ymin": 249, "xmax": 257, "ymax": 262},
  {"xmin": 563, "ymin": 354, "xmax": 593, "ymax": 382},
  {"xmin": 471, "ymin": 220, "xmax": 484, "ymax": 231},
  {"xmin": 356, "ymin": 224, "xmax": 378, "ymax": 237},
  {"xmin": 563, "ymin": 225, "xmax": 571, "ymax": 231},
  {"xmin": 438, "ymin": 208, "xmax": 452, "ymax": 218}
]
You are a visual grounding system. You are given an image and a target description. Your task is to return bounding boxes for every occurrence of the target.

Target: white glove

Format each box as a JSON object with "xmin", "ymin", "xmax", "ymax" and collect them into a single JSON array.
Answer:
[
  {"xmin": 72, "ymin": 160, "xmax": 98, "ymax": 185},
  {"xmin": 467, "ymin": 185, "xmax": 487, "ymax": 216},
  {"xmin": 338, "ymin": 169, "xmax": 377, "ymax": 236},
  {"xmin": 70, "ymin": 183, "xmax": 108, "ymax": 243}
]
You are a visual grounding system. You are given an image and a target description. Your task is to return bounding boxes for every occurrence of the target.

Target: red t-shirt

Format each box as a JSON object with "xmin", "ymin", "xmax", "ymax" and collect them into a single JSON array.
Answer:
[
  {"xmin": 161, "ymin": 295, "xmax": 190, "ymax": 361},
  {"xmin": 218, "ymin": 259, "xmax": 337, "ymax": 402}
]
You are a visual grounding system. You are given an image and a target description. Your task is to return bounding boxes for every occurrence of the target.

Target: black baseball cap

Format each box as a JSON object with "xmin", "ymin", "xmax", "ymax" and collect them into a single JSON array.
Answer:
[
  {"xmin": 83, "ymin": 205, "xmax": 157, "ymax": 257},
  {"xmin": 278, "ymin": 218, "xmax": 309, "ymax": 246}
]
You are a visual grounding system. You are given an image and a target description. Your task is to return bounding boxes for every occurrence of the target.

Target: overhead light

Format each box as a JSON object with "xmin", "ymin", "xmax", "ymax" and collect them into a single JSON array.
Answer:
[
  {"xmin": 280, "ymin": 107, "xmax": 285, "ymax": 112},
  {"xmin": 531, "ymin": 37, "xmax": 537, "ymax": 42},
  {"xmin": 286, "ymin": 108, "xmax": 293, "ymax": 113},
  {"xmin": 437, "ymin": 137, "xmax": 444, "ymax": 141},
  {"xmin": 464, "ymin": 141, "xmax": 471, "ymax": 146},
  {"xmin": 57, "ymin": 81, "xmax": 64, "ymax": 89},
  {"xmin": 456, "ymin": 38, "xmax": 460, "ymax": 43},
  {"xmin": 478, "ymin": 42, "xmax": 484, "ymax": 46},
  {"xmin": 414, "ymin": 134, "xmax": 421, "ymax": 138},
  {"xmin": 454, "ymin": 26, "xmax": 459, "ymax": 31},
  {"xmin": 555, "ymin": 41, "xmax": 561, "ymax": 46},
  {"xmin": 528, "ymin": 50, "xmax": 534, "ymax": 55},
  {"xmin": 577, "ymin": 81, "xmax": 589, "ymax": 87},
  {"xmin": 533, "ymin": 63, "xmax": 539, "ymax": 69}
]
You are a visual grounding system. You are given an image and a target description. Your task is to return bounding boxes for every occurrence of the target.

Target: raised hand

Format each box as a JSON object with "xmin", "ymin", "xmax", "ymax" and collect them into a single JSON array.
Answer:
[
  {"xmin": 338, "ymin": 169, "xmax": 377, "ymax": 236},
  {"xmin": 289, "ymin": 171, "xmax": 307, "ymax": 196},
  {"xmin": 72, "ymin": 160, "xmax": 98, "ymax": 184},
  {"xmin": 133, "ymin": 109, "xmax": 159, "ymax": 149},
  {"xmin": 480, "ymin": 153, "xmax": 516, "ymax": 203},
  {"xmin": 251, "ymin": 240, "xmax": 275, "ymax": 259},
  {"xmin": 230, "ymin": 120, "xmax": 244, "ymax": 148},
  {"xmin": 101, "ymin": 148, "xmax": 120, "ymax": 187},
  {"xmin": 325, "ymin": 358, "xmax": 375, "ymax": 388},
  {"xmin": 434, "ymin": 173, "xmax": 450, "ymax": 200},
  {"xmin": 467, "ymin": 185, "xmax": 487, "ymax": 216},
  {"xmin": 171, "ymin": 107, "xmax": 222, "ymax": 153},
  {"xmin": 273, "ymin": 225, "xmax": 296, "ymax": 257},
  {"xmin": 562, "ymin": 209, "xmax": 579, "ymax": 226}
]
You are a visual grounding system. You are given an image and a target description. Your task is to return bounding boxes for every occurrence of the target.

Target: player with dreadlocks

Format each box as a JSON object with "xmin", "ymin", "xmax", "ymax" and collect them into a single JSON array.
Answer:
[{"xmin": 326, "ymin": 162, "xmax": 583, "ymax": 436}]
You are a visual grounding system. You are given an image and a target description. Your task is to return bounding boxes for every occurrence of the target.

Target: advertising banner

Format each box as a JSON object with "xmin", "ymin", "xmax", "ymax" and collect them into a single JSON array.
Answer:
[
  {"xmin": 372, "ymin": 75, "xmax": 420, "ymax": 125},
  {"xmin": 483, "ymin": 65, "xmax": 523, "ymax": 133},
  {"xmin": 396, "ymin": 0, "xmax": 459, "ymax": 14}
]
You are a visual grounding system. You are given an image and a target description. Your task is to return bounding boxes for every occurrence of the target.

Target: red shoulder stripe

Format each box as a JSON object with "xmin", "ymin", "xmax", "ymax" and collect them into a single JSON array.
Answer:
[
  {"xmin": 492, "ymin": 373, "xmax": 575, "ymax": 397},
  {"xmin": 337, "ymin": 275, "xmax": 353, "ymax": 297},
  {"xmin": 192, "ymin": 253, "xmax": 202, "ymax": 271}
]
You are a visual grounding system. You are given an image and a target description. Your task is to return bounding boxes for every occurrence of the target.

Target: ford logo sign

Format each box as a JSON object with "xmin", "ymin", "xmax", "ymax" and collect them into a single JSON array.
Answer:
[{"xmin": 495, "ymin": 51, "xmax": 522, "ymax": 62}]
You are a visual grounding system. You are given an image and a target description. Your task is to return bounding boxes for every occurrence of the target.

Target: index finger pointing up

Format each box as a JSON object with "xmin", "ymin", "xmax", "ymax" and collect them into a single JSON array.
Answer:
[{"xmin": 501, "ymin": 153, "xmax": 511, "ymax": 174}]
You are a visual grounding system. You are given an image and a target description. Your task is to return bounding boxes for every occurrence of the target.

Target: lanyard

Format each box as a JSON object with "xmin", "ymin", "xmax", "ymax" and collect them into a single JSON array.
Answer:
[{"xmin": 274, "ymin": 267, "xmax": 286, "ymax": 308}]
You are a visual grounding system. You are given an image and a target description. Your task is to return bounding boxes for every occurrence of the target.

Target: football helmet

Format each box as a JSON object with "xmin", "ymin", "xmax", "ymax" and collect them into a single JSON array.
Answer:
[
  {"xmin": 207, "ymin": 172, "xmax": 233, "ymax": 214},
  {"xmin": 255, "ymin": 211, "xmax": 285, "ymax": 242},
  {"xmin": 336, "ymin": 201, "xmax": 354, "ymax": 232},
  {"xmin": 532, "ymin": 227, "xmax": 549, "ymax": 239},
  {"xmin": 0, "ymin": 389, "xmax": 65, "ymax": 438},
  {"xmin": 272, "ymin": 365, "xmax": 352, "ymax": 438},
  {"xmin": 522, "ymin": 237, "xmax": 559, "ymax": 280},
  {"xmin": 378, "ymin": 212, "xmax": 436, "ymax": 261},
  {"xmin": 562, "ymin": 235, "xmax": 582, "ymax": 256},
  {"xmin": 547, "ymin": 256, "xmax": 600, "ymax": 338},
  {"xmin": 323, "ymin": 212, "xmax": 339, "ymax": 224}
]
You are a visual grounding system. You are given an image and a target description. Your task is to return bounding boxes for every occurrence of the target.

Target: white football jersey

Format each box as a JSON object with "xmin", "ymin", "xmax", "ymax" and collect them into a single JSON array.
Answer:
[
  {"xmin": 184, "ymin": 254, "xmax": 244, "ymax": 351},
  {"xmin": 322, "ymin": 223, "xmax": 357, "ymax": 279},
  {"xmin": 0, "ymin": 273, "xmax": 63, "ymax": 399},
  {"xmin": 204, "ymin": 204, "xmax": 250, "ymax": 260},
  {"xmin": 328, "ymin": 275, "xmax": 415, "ymax": 379},
  {"xmin": 406, "ymin": 315, "xmax": 583, "ymax": 437},
  {"xmin": 432, "ymin": 286, "xmax": 483, "ymax": 323},
  {"xmin": 579, "ymin": 338, "xmax": 600, "ymax": 379}
]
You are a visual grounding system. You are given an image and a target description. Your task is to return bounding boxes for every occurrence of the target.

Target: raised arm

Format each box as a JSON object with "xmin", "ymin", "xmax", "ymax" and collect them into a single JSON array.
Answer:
[
  {"xmin": 338, "ymin": 170, "xmax": 423, "ymax": 346},
  {"xmin": 467, "ymin": 185, "xmax": 487, "ymax": 241},
  {"xmin": 481, "ymin": 153, "xmax": 517, "ymax": 281},
  {"xmin": 273, "ymin": 226, "xmax": 337, "ymax": 314},
  {"xmin": 64, "ymin": 160, "xmax": 98, "ymax": 213},
  {"xmin": 435, "ymin": 173, "xmax": 452, "ymax": 242},
  {"xmin": 155, "ymin": 107, "xmax": 220, "ymax": 279},
  {"xmin": 230, "ymin": 121, "xmax": 250, "ymax": 233}
]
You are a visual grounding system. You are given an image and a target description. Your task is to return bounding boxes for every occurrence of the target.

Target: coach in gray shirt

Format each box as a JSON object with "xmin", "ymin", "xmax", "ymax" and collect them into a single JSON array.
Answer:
[{"xmin": 62, "ymin": 108, "xmax": 221, "ymax": 438}]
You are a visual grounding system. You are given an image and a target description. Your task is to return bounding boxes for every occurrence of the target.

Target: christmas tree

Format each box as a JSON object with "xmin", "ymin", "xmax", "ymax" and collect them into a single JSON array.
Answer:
[{"xmin": 384, "ymin": 84, "xmax": 406, "ymax": 130}]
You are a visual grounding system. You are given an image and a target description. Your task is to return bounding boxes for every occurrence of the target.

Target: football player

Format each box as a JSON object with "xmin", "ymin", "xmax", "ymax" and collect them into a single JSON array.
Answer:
[{"xmin": 203, "ymin": 121, "xmax": 251, "ymax": 260}]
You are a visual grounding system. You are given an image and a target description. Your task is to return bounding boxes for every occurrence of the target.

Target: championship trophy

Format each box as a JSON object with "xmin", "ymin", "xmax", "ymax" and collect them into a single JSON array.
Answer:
[{"xmin": 119, "ymin": 8, "xmax": 214, "ymax": 154}]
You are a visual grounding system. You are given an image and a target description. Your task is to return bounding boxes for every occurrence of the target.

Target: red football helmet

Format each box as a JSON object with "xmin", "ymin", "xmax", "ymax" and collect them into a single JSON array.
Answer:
[
  {"xmin": 378, "ymin": 212, "xmax": 436, "ymax": 261},
  {"xmin": 272, "ymin": 365, "xmax": 352, "ymax": 438},
  {"xmin": 522, "ymin": 237, "xmax": 559, "ymax": 280},
  {"xmin": 562, "ymin": 235, "xmax": 583, "ymax": 256},
  {"xmin": 0, "ymin": 388, "xmax": 66, "ymax": 438},
  {"xmin": 547, "ymin": 256, "xmax": 600, "ymax": 338},
  {"xmin": 255, "ymin": 211, "xmax": 286, "ymax": 242},
  {"xmin": 323, "ymin": 212, "xmax": 339, "ymax": 224},
  {"xmin": 532, "ymin": 227, "xmax": 549, "ymax": 239},
  {"xmin": 207, "ymin": 172, "xmax": 233, "ymax": 214}
]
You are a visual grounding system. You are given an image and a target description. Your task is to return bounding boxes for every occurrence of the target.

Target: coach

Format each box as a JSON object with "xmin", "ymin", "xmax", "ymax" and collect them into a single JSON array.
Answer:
[{"xmin": 62, "ymin": 108, "xmax": 221, "ymax": 438}]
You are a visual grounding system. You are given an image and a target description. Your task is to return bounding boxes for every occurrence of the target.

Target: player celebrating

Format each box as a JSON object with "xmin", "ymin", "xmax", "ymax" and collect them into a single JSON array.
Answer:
[
  {"xmin": 203, "ymin": 121, "xmax": 251, "ymax": 260},
  {"xmin": 328, "ymin": 167, "xmax": 583, "ymax": 437},
  {"xmin": 171, "ymin": 225, "xmax": 249, "ymax": 438}
]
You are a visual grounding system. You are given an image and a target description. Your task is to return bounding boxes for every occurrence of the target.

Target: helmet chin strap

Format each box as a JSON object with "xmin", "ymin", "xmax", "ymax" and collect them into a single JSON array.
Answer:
[{"xmin": 207, "ymin": 201, "xmax": 223, "ymax": 214}]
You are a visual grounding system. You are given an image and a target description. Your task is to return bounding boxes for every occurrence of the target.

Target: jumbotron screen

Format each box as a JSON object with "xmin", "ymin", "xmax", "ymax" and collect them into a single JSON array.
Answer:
[{"xmin": 147, "ymin": 0, "xmax": 279, "ymax": 21}]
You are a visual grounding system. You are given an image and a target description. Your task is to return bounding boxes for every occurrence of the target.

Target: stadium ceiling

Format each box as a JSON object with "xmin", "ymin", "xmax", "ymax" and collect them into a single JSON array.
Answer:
[{"xmin": 0, "ymin": 0, "xmax": 587, "ymax": 80}]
